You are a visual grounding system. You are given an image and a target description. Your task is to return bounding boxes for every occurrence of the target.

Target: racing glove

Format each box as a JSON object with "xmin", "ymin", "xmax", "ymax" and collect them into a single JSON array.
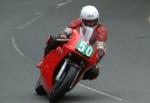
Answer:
[
  {"xmin": 59, "ymin": 32, "xmax": 67, "ymax": 39},
  {"xmin": 64, "ymin": 27, "xmax": 72, "ymax": 36},
  {"xmin": 59, "ymin": 27, "xmax": 72, "ymax": 39},
  {"xmin": 96, "ymin": 41, "xmax": 106, "ymax": 62}
]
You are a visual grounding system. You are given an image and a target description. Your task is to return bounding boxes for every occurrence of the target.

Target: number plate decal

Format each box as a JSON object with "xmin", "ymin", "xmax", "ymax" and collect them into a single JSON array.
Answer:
[{"xmin": 75, "ymin": 40, "xmax": 94, "ymax": 58}]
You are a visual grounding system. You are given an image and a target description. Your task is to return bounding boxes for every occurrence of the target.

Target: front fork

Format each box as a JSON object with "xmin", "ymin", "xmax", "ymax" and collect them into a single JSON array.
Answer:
[
  {"xmin": 69, "ymin": 61, "xmax": 85, "ymax": 89},
  {"xmin": 55, "ymin": 58, "xmax": 82, "ymax": 90},
  {"xmin": 55, "ymin": 59, "xmax": 68, "ymax": 81}
]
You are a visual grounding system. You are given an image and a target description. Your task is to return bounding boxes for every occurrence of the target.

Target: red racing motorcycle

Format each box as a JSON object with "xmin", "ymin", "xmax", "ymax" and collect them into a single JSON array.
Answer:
[{"xmin": 35, "ymin": 29, "xmax": 99, "ymax": 102}]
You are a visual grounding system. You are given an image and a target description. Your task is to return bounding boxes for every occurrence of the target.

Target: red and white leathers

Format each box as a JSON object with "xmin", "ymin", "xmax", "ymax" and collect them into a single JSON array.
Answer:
[
  {"xmin": 45, "ymin": 18, "xmax": 107, "ymax": 61},
  {"xmin": 67, "ymin": 18, "xmax": 108, "ymax": 60}
]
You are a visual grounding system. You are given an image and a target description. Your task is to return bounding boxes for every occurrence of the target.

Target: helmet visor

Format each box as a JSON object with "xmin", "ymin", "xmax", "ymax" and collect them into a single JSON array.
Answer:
[{"xmin": 82, "ymin": 19, "xmax": 98, "ymax": 27}]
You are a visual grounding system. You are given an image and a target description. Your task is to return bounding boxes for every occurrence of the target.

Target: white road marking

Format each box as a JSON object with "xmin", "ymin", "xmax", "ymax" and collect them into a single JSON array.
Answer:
[
  {"xmin": 79, "ymin": 83, "xmax": 123, "ymax": 101},
  {"xmin": 33, "ymin": 12, "xmax": 42, "ymax": 15},
  {"xmin": 19, "ymin": 14, "xmax": 44, "ymax": 30},
  {"xmin": 148, "ymin": 16, "xmax": 150, "ymax": 22},
  {"xmin": 33, "ymin": 10, "xmax": 45, "ymax": 15},
  {"xmin": 56, "ymin": 0, "xmax": 75, "ymax": 8},
  {"xmin": 11, "ymin": 37, "xmax": 27, "ymax": 58}
]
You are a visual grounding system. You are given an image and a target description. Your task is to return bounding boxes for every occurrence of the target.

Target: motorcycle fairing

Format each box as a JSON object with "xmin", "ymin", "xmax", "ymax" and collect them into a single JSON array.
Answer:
[{"xmin": 37, "ymin": 29, "xmax": 98, "ymax": 93}]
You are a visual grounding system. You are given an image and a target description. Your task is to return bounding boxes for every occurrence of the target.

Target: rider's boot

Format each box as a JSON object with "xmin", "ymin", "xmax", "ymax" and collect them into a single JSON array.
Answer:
[{"xmin": 82, "ymin": 66, "xmax": 99, "ymax": 80}]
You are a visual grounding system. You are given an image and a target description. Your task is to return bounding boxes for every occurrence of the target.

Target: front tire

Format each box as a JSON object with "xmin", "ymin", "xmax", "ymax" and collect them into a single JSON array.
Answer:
[{"xmin": 48, "ymin": 65, "xmax": 78, "ymax": 102}]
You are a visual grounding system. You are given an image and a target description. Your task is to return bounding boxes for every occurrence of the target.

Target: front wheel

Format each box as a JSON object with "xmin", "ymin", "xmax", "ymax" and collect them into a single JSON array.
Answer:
[{"xmin": 48, "ymin": 65, "xmax": 78, "ymax": 102}]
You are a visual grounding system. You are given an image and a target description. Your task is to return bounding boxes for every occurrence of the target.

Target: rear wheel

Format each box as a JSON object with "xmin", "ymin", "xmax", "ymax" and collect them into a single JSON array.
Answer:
[
  {"xmin": 35, "ymin": 78, "xmax": 46, "ymax": 95},
  {"xmin": 48, "ymin": 65, "xmax": 78, "ymax": 102}
]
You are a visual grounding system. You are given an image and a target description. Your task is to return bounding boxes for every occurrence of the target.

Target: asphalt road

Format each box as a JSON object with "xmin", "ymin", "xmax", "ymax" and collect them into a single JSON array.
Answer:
[{"xmin": 0, "ymin": 0, "xmax": 150, "ymax": 103}]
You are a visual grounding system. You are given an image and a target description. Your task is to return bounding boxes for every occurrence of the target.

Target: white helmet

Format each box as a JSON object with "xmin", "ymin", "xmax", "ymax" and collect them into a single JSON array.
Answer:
[{"xmin": 80, "ymin": 5, "xmax": 99, "ymax": 27}]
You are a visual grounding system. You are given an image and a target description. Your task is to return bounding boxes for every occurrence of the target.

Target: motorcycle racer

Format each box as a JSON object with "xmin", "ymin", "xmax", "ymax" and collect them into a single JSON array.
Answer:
[{"xmin": 44, "ymin": 5, "xmax": 108, "ymax": 80}]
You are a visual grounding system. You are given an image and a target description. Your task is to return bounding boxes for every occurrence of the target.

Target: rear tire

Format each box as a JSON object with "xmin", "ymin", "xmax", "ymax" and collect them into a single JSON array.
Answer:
[
  {"xmin": 35, "ymin": 78, "xmax": 46, "ymax": 95},
  {"xmin": 48, "ymin": 65, "xmax": 78, "ymax": 102}
]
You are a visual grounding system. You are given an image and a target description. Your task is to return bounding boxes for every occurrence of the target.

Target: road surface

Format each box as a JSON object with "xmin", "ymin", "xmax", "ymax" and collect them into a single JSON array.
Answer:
[{"xmin": 0, "ymin": 0, "xmax": 150, "ymax": 103}]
